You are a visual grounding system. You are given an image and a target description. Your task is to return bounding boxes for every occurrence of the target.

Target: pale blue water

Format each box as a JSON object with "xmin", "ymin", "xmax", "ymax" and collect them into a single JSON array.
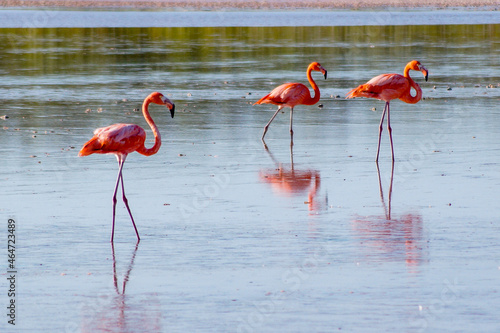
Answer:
[
  {"xmin": 0, "ymin": 9, "xmax": 499, "ymax": 28},
  {"xmin": 0, "ymin": 11, "xmax": 500, "ymax": 333}
]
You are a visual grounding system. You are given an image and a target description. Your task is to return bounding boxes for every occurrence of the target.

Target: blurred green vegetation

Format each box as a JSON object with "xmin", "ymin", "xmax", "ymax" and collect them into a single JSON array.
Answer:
[{"xmin": 0, "ymin": 24, "xmax": 497, "ymax": 76}]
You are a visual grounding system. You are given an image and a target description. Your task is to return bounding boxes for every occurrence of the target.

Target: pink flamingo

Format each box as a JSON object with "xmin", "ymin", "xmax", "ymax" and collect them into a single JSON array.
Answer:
[
  {"xmin": 79, "ymin": 92, "xmax": 175, "ymax": 242},
  {"xmin": 346, "ymin": 60, "xmax": 428, "ymax": 162},
  {"xmin": 254, "ymin": 62, "xmax": 327, "ymax": 145}
]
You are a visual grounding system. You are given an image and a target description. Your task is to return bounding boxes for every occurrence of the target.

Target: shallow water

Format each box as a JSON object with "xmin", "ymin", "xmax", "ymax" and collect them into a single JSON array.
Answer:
[{"xmin": 1, "ymin": 22, "xmax": 500, "ymax": 332}]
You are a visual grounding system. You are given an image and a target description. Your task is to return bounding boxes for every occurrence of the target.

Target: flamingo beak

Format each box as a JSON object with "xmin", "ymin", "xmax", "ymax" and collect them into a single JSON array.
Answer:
[
  {"xmin": 161, "ymin": 96, "xmax": 175, "ymax": 118},
  {"xmin": 169, "ymin": 103, "xmax": 175, "ymax": 118},
  {"xmin": 321, "ymin": 67, "xmax": 327, "ymax": 80},
  {"xmin": 421, "ymin": 67, "xmax": 429, "ymax": 82}
]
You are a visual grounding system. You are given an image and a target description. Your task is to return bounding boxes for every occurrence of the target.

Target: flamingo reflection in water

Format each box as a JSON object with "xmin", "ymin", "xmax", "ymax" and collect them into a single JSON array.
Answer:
[
  {"xmin": 80, "ymin": 243, "xmax": 161, "ymax": 332},
  {"xmin": 259, "ymin": 145, "xmax": 326, "ymax": 213},
  {"xmin": 352, "ymin": 163, "xmax": 428, "ymax": 273}
]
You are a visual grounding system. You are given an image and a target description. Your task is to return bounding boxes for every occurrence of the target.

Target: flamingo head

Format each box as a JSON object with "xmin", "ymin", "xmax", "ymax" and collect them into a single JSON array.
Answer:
[
  {"xmin": 309, "ymin": 62, "xmax": 328, "ymax": 80},
  {"xmin": 149, "ymin": 92, "xmax": 175, "ymax": 118},
  {"xmin": 409, "ymin": 60, "xmax": 428, "ymax": 82}
]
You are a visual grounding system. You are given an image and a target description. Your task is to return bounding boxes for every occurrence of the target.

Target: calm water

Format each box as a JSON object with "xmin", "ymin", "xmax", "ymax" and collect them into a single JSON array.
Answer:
[
  {"xmin": 1, "ymin": 9, "xmax": 500, "ymax": 28},
  {"xmin": 1, "ymin": 22, "xmax": 500, "ymax": 332}
]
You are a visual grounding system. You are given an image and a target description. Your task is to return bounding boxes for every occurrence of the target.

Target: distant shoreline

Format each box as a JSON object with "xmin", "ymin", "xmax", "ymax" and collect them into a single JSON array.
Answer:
[{"xmin": 1, "ymin": 0, "xmax": 499, "ymax": 10}]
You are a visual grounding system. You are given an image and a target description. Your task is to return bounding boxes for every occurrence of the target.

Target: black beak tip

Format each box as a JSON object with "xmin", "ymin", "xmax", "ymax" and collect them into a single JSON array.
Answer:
[
  {"xmin": 324, "ymin": 71, "xmax": 328, "ymax": 80},
  {"xmin": 170, "ymin": 104, "xmax": 175, "ymax": 118},
  {"xmin": 425, "ymin": 74, "xmax": 428, "ymax": 82}
]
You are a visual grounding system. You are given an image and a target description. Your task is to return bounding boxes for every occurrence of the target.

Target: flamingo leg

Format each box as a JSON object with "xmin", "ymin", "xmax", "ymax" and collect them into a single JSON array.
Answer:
[
  {"xmin": 376, "ymin": 102, "xmax": 389, "ymax": 162},
  {"xmin": 111, "ymin": 158, "xmax": 125, "ymax": 243},
  {"xmin": 119, "ymin": 171, "xmax": 140, "ymax": 242},
  {"xmin": 375, "ymin": 162, "xmax": 386, "ymax": 217},
  {"xmin": 375, "ymin": 160, "xmax": 395, "ymax": 220},
  {"xmin": 386, "ymin": 102, "xmax": 395, "ymax": 162},
  {"xmin": 111, "ymin": 242, "xmax": 119, "ymax": 293},
  {"xmin": 388, "ymin": 160, "xmax": 395, "ymax": 219},
  {"xmin": 111, "ymin": 155, "xmax": 140, "ymax": 242},
  {"xmin": 289, "ymin": 107, "xmax": 294, "ymax": 146},
  {"xmin": 262, "ymin": 106, "xmax": 283, "ymax": 142}
]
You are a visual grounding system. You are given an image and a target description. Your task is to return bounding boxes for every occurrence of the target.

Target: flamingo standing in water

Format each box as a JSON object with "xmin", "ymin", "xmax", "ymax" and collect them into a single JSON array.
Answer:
[
  {"xmin": 254, "ymin": 62, "xmax": 327, "ymax": 145},
  {"xmin": 79, "ymin": 92, "xmax": 175, "ymax": 242},
  {"xmin": 346, "ymin": 60, "xmax": 428, "ymax": 162}
]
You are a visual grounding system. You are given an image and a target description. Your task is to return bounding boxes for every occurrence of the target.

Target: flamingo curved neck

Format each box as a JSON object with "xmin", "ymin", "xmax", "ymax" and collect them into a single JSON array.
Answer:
[
  {"xmin": 304, "ymin": 65, "xmax": 321, "ymax": 105},
  {"xmin": 137, "ymin": 98, "xmax": 161, "ymax": 156},
  {"xmin": 400, "ymin": 65, "xmax": 423, "ymax": 104}
]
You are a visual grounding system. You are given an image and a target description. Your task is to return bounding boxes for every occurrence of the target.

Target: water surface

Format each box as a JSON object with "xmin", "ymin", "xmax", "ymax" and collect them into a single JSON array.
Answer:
[
  {"xmin": 1, "ymin": 9, "xmax": 499, "ymax": 28},
  {"xmin": 1, "ymin": 24, "xmax": 500, "ymax": 332}
]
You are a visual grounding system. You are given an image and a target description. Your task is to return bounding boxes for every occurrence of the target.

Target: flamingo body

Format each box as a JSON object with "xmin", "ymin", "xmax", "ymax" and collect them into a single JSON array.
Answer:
[
  {"xmin": 79, "ymin": 91, "xmax": 175, "ymax": 242},
  {"xmin": 348, "ymin": 73, "xmax": 413, "ymax": 102},
  {"xmin": 346, "ymin": 60, "xmax": 428, "ymax": 162},
  {"xmin": 254, "ymin": 61, "xmax": 327, "ymax": 145},
  {"xmin": 255, "ymin": 82, "xmax": 312, "ymax": 108},
  {"xmin": 79, "ymin": 124, "xmax": 147, "ymax": 157}
]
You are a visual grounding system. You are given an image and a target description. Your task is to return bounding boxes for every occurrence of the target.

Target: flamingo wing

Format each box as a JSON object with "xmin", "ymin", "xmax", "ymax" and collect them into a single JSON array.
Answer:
[
  {"xmin": 255, "ymin": 82, "xmax": 311, "ymax": 107},
  {"xmin": 346, "ymin": 73, "xmax": 410, "ymax": 101},
  {"xmin": 79, "ymin": 123, "xmax": 146, "ymax": 156}
]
